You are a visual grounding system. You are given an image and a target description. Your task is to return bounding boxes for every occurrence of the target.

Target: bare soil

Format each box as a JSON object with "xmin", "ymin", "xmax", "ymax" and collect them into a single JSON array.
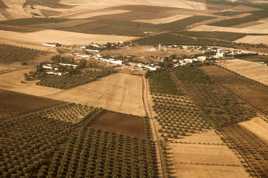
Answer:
[
  {"xmin": 0, "ymin": 89, "xmax": 62, "ymax": 119},
  {"xmin": 90, "ymin": 111, "xmax": 145, "ymax": 138},
  {"xmin": 169, "ymin": 130, "xmax": 250, "ymax": 178}
]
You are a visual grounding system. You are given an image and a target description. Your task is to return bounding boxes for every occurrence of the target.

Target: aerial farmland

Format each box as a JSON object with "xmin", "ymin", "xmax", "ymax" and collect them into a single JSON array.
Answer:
[{"xmin": 0, "ymin": 0, "xmax": 268, "ymax": 178}]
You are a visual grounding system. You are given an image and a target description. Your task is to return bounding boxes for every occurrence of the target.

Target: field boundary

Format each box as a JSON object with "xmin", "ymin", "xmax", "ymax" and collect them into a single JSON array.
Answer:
[{"xmin": 142, "ymin": 75, "xmax": 168, "ymax": 178}]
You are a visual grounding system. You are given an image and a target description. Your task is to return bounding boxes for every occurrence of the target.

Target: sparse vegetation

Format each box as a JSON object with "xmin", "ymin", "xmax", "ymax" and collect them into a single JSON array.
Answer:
[
  {"xmin": 210, "ymin": 11, "xmax": 268, "ymax": 27},
  {"xmin": 0, "ymin": 104, "xmax": 159, "ymax": 177},
  {"xmin": 147, "ymin": 70, "xmax": 179, "ymax": 95},
  {"xmin": 0, "ymin": 18, "xmax": 67, "ymax": 26},
  {"xmin": 153, "ymin": 94, "xmax": 212, "ymax": 139},
  {"xmin": 0, "ymin": 44, "xmax": 44, "ymax": 64},
  {"xmin": 37, "ymin": 68, "xmax": 115, "ymax": 89}
]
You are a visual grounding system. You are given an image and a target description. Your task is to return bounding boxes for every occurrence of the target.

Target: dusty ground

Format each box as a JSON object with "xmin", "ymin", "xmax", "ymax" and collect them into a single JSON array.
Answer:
[
  {"xmin": 0, "ymin": 68, "xmax": 62, "ymax": 96},
  {"xmin": 133, "ymin": 14, "xmax": 193, "ymax": 24},
  {"xmin": 0, "ymin": 0, "xmax": 207, "ymax": 21},
  {"xmin": 50, "ymin": 73, "xmax": 146, "ymax": 116},
  {"xmin": 190, "ymin": 24, "xmax": 268, "ymax": 34},
  {"xmin": 236, "ymin": 35, "xmax": 268, "ymax": 45},
  {"xmin": 169, "ymin": 130, "xmax": 250, "ymax": 178},
  {"xmin": 0, "ymin": 70, "xmax": 145, "ymax": 116},
  {"xmin": 0, "ymin": 30, "xmax": 137, "ymax": 46},
  {"xmin": 90, "ymin": 111, "xmax": 145, "ymax": 138},
  {"xmin": 218, "ymin": 59, "xmax": 268, "ymax": 86},
  {"xmin": 62, "ymin": 0, "xmax": 207, "ymax": 10},
  {"xmin": 239, "ymin": 117, "xmax": 268, "ymax": 143}
]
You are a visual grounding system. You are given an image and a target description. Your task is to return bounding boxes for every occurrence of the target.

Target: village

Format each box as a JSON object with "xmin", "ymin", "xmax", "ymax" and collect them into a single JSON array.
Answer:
[{"xmin": 38, "ymin": 41, "xmax": 262, "ymax": 77}]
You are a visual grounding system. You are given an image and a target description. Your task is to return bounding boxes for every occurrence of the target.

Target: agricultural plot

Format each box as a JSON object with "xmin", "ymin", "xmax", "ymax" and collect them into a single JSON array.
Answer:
[
  {"xmin": 147, "ymin": 66, "xmax": 254, "ymax": 178},
  {"xmin": 0, "ymin": 44, "xmax": 45, "ymax": 64},
  {"xmin": 37, "ymin": 68, "xmax": 115, "ymax": 89},
  {"xmin": 90, "ymin": 111, "xmax": 146, "ymax": 138},
  {"xmin": 152, "ymin": 94, "xmax": 212, "ymax": 139},
  {"xmin": 189, "ymin": 24, "xmax": 268, "ymax": 35},
  {"xmin": 236, "ymin": 35, "xmax": 268, "ymax": 45},
  {"xmin": 0, "ymin": 89, "xmax": 62, "ymax": 120},
  {"xmin": 219, "ymin": 125, "xmax": 268, "ymax": 178},
  {"xmin": 218, "ymin": 59, "xmax": 268, "ymax": 86},
  {"xmin": 179, "ymin": 31, "xmax": 246, "ymax": 41},
  {"xmin": 210, "ymin": 11, "xmax": 268, "ymax": 27},
  {"xmin": 168, "ymin": 140, "xmax": 250, "ymax": 178},
  {"xmin": 147, "ymin": 70, "xmax": 179, "ymax": 95},
  {"xmin": 49, "ymin": 73, "xmax": 146, "ymax": 116},
  {"xmin": 0, "ymin": 5, "xmax": 212, "ymax": 36},
  {"xmin": 201, "ymin": 65, "xmax": 268, "ymax": 115},
  {"xmin": 0, "ymin": 104, "xmax": 159, "ymax": 177},
  {"xmin": 184, "ymin": 82, "xmax": 256, "ymax": 127},
  {"xmin": 173, "ymin": 66, "xmax": 256, "ymax": 128},
  {"xmin": 0, "ymin": 30, "xmax": 137, "ymax": 47},
  {"xmin": 133, "ymin": 32, "xmax": 250, "ymax": 49}
]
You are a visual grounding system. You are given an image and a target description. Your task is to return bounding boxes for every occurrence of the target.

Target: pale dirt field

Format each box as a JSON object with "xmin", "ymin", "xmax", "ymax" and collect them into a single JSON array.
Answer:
[
  {"xmin": 218, "ymin": 59, "xmax": 268, "ymax": 86},
  {"xmin": 170, "ymin": 143, "xmax": 242, "ymax": 165},
  {"xmin": 60, "ymin": 9, "xmax": 129, "ymax": 19},
  {"xmin": 49, "ymin": 73, "xmax": 146, "ymax": 116},
  {"xmin": 190, "ymin": 24, "xmax": 268, "ymax": 34},
  {"xmin": 239, "ymin": 117, "xmax": 268, "ymax": 144},
  {"xmin": 0, "ymin": 0, "xmax": 207, "ymax": 20},
  {"xmin": 169, "ymin": 130, "xmax": 250, "ymax": 178},
  {"xmin": 174, "ymin": 164, "xmax": 250, "ymax": 178},
  {"xmin": 0, "ymin": 39, "xmax": 56, "ymax": 52},
  {"xmin": 61, "ymin": 0, "xmax": 207, "ymax": 10},
  {"xmin": 0, "ymin": 30, "xmax": 138, "ymax": 46},
  {"xmin": 133, "ymin": 14, "xmax": 192, "ymax": 24},
  {"xmin": 236, "ymin": 35, "xmax": 268, "ymax": 45},
  {"xmin": 0, "ymin": 0, "xmax": 31, "ymax": 20},
  {"xmin": 172, "ymin": 130, "xmax": 224, "ymax": 144},
  {"xmin": 0, "ymin": 68, "xmax": 62, "ymax": 96},
  {"xmin": 0, "ymin": 70, "xmax": 145, "ymax": 116}
]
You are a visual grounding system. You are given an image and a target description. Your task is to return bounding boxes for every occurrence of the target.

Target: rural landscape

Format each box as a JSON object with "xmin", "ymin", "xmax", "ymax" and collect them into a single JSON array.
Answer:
[{"xmin": 0, "ymin": 0, "xmax": 268, "ymax": 178}]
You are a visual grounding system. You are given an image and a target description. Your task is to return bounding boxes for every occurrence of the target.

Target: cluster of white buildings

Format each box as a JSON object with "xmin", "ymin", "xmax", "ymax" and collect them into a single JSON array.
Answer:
[
  {"xmin": 44, "ymin": 42, "xmax": 264, "ymax": 72},
  {"xmin": 40, "ymin": 62, "xmax": 78, "ymax": 76},
  {"xmin": 93, "ymin": 54, "xmax": 123, "ymax": 65}
]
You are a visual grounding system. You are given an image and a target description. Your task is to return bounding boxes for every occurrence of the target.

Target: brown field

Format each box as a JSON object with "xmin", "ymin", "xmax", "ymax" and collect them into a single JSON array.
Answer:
[
  {"xmin": 0, "ymin": 89, "xmax": 62, "ymax": 119},
  {"xmin": 217, "ymin": 59, "xmax": 268, "ymax": 86},
  {"xmin": 201, "ymin": 65, "xmax": 268, "ymax": 114},
  {"xmin": 90, "ymin": 111, "xmax": 145, "ymax": 138}
]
